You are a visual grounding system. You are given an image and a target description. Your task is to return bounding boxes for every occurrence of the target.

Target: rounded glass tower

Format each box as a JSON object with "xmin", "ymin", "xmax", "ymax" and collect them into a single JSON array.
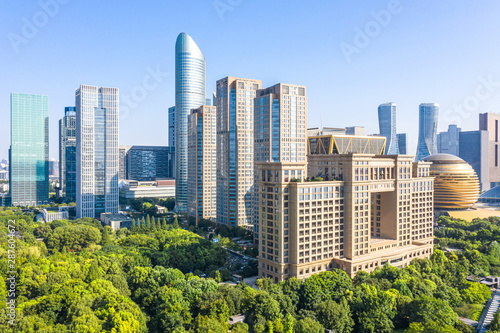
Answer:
[
  {"xmin": 416, "ymin": 103, "xmax": 439, "ymax": 161},
  {"xmin": 174, "ymin": 33, "xmax": 206, "ymax": 212}
]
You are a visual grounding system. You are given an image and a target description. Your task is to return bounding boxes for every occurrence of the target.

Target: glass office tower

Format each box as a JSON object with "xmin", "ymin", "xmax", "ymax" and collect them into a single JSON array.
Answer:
[
  {"xmin": 397, "ymin": 133, "xmax": 407, "ymax": 154},
  {"xmin": 378, "ymin": 102, "xmax": 399, "ymax": 154},
  {"xmin": 76, "ymin": 85, "xmax": 119, "ymax": 219},
  {"xmin": 126, "ymin": 146, "xmax": 174, "ymax": 181},
  {"xmin": 59, "ymin": 106, "xmax": 77, "ymax": 201},
  {"xmin": 168, "ymin": 106, "xmax": 175, "ymax": 147},
  {"xmin": 416, "ymin": 103, "xmax": 439, "ymax": 161},
  {"xmin": 10, "ymin": 93, "xmax": 49, "ymax": 206},
  {"xmin": 437, "ymin": 124, "xmax": 461, "ymax": 156},
  {"xmin": 175, "ymin": 32, "xmax": 206, "ymax": 212}
]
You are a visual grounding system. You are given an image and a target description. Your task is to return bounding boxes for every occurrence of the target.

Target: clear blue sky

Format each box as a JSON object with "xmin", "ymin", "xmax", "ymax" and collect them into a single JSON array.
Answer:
[{"xmin": 1, "ymin": 0, "xmax": 500, "ymax": 159}]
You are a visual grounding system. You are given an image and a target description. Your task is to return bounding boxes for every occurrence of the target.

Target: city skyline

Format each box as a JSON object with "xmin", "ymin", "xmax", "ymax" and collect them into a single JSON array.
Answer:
[{"xmin": 3, "ymin": 1, "xmax": 500, "ymax": 160}]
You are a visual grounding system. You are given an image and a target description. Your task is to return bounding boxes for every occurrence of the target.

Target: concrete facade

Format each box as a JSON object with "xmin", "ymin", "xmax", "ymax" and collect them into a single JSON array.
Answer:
[
  {"xmin": 257, "ymin": 154, "xmax": 434, "ymax": 282},
  {"xmin": 187, "ymin": 105, "xmax": 217, "ymax": 223}
]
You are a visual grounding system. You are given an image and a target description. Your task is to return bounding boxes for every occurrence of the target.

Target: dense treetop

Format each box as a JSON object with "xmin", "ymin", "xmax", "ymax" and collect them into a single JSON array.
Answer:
[{"xmin": 0, "ymin": 208, "xmax": 496, "ymax": 332}]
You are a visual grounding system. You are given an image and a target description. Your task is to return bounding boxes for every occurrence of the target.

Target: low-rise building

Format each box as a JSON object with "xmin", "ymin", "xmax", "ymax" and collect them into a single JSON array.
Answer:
[
  {"xmin": 156, "ymin": 205, "xmax": 167, "ymax": 214},
  {"xmin": 42, "ymin": 208, "xmax": 69, "ymax": 222},
  {"xmin": 100, "ymin": 213, "xmax": 133, "ymax": 230},
  {"xmin": 119, "ymin": 179, "xmax": 175, "ymax": 199}
]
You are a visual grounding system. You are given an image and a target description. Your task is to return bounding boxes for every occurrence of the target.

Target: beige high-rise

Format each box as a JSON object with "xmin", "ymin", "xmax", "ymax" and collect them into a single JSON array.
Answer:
[
  {"xmin": 187, "ymin": 105, "xmax": 217, "ymax": 224},
  {"xmin": 216, "ymin": 77, "xmax": 262, "ymax": 229},
  {"xmin": 254, "ymin": 83, "xmax": 307, "ymax": 242},
  {"xmin": 257, "ymin": 153, "xmax": 434, "ymax": 282},
  {"xmin": 479, "ymin": 112, "xmax": 500, "ymax": 188}
]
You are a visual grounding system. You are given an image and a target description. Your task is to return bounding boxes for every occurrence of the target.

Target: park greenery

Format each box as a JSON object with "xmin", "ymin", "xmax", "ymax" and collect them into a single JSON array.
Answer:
[{"xmin": 0, "ymin": 208, "xmax": 499, "ymax": 332}]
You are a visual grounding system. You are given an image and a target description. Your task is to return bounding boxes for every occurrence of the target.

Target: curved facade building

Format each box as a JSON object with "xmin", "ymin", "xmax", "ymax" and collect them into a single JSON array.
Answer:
[
  {"xmin": 378, "ymin": 102, "xmax": 398, "ymax": 154},
  {"xmin": 416, "ymin": 103, "xmax": 439, "ymax": 161},
  {"xmin": 423, "ymin": 154, "xmax": 480, "ymax": 210},
  {"xmin": 175, "ymin": 33, "xmax": 206, "ymax": 212}
]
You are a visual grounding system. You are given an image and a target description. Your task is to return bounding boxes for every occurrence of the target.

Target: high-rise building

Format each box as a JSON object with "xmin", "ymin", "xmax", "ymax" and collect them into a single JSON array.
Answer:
[
  {"xmin": 9, "ymin": 93, "xmax": 49, "ymax": 206},
  {"xmin": 437, "ymin": 124, "xmax": 461, "ymax": 156},
  {"xmin": 254, "ymin": 83, "xmax": 308, "ymax": 240},
  {"xmin": 378, "ymin": 103, "xmax": 399, "ymax": 154},
  {"xmin": 216, "ymin": 76, "xmax": 261, "ymax": 228},
  {"xmin": 126, "ymin": 146, "xmax": 174, "ymax": 181},
  {"xmin": 397, "ymin": 133, "xmax": 407, "ymax": 154},
  {"xmin": 174, "ymin": 33, "xmax": 206, "ymax": 213},
  {"xmin": 49, "ymin": 158, "xmax": 59, "ymax": 178},
  {"xmin": 257, "ymin": 153, "xmax": 434, "ymax": 282},
  {"xmin": 59, "ymin": 107, "xmax": 77, "ymax": 200},
  {"xmin": 479, "ymin": 113, "xmax": 500, "ymax": 188},
  {"xmin": 459, "ymin": 130, "xmax": 490, "ymax": 191},
  {"xmin": 168, "ymin": 106, "xmax": 175, "ymax": 147},
  {"xmin": 416, "ymin": 103, "xmax": 439, "ymax": 161},
  {"xmin": 187, "ymin": 105, "xmax": 217, "ymax": 223},
  {"xmin": 254, "ymin": 83, "xmax": 307, "ymax": 163},
  {"xmin": 76, "ymin": 85, "xmax": 119, "ymax": 219},
  {"xmin": 345, "ymin": 126, "xmax": 365, "ymax": 136},
  {"xmin": 118, "ymin": 145, "xmax": 132, "ymax": 179}
]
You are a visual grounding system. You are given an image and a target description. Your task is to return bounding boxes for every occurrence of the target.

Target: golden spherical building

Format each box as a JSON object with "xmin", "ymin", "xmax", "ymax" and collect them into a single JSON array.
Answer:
[{"xmin": 423, "ymin": 154, "xmax": 480, "ymax": 210}]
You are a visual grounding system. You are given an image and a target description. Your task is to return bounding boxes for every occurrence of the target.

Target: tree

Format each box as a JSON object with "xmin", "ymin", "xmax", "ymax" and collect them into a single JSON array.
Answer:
[
  {"xmin": 192, "ymin": 315, "xmax": 228, "ymax": 333},
  {"xmin": 245, "ymin": 291, "xmax": 281, "ymax": 324},
  {"xmin": 406, "ymin": 321, "xmax": 460, "ymax": 333},
  {"xmin": 148, "ymin": 286, "xmax": 192, "ymax": 332},
  {"xmin": 209, "ymin": 299, "xmax": 230, "ymax": 323},
  {"xmin": 256, "ymin": 278, "xmax": 272, "ymax": 291},
  {"xmin": 283, "ymin": 313, "xmax": 295, "ymax": 333},
  {"xmin": 408, "ymin": 295, "xmax": 457, "ymax": 327},
  {"xmin": 300, "ymin": 270, "xmax": 353, "ymax": 309},
  {"xmin": 294, "ymin": 317, "xmax": 324, "ymax": 333},
  {"xmin": 46, "ymin": 224, "xmax": 102, "ymax": 251},
  {"xmin": 231, "ymin": 322, "xmax": 249, "ymax": 333},
  {"xmin": 315, "ymin": 298, "xmax": 354, "ymax": 332},
  {"xmin": 352, "ymin": 284, "xmax": 396, "ymax": 333},
  {"xmin": 101, "ymin": 227, "xmax": 111, "ymax": 246},
  {"xmin": 85, "ymin": 261, "xmax": 102, "ymax": 283},
  {"xmin": 459, "ymin": 281, "xmax": 491, "ymax": 304},
  {"xmin": 161, "ymin": 217, "xmax": 167, "ymax": 230}
]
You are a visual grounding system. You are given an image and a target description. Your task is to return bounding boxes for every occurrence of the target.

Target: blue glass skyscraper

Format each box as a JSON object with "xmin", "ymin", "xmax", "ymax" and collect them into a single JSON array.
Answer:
[
  {"xmin": 378, "ymin": 102, "xmax": 398, "ymax": 154},
  {"xmin": 76, "ymin": 85, "xmax": 119, "ymax": 219},
  {"xmin": 59, "ymin": 107, "xmax": 77, "ymax": 201},
  {"xmin": 175, "ymin": 32, "xmax": 206, "ymax": 212},
  {"xmin": 397, "ymin": 133, "xmax": 407, "ymax": 154},
  {"xmin": 416, "ymin": 103, "xmax": 439, "ymax": 161},
  {"xmin": 9, "ymin": 93, "xmax": 49, "ymax": 206}
]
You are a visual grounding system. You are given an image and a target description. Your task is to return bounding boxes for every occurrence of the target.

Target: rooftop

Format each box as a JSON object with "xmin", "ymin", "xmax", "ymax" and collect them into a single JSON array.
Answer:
[{"xmin": 423, "ymin": 153, "xmax": 466, "ymax": 163}]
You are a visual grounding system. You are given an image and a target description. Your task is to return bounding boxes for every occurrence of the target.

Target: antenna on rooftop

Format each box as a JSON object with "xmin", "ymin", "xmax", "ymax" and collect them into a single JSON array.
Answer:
[{"xmin": 321, "ymin": 113, "xmax": 324, "ymax": 135}]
